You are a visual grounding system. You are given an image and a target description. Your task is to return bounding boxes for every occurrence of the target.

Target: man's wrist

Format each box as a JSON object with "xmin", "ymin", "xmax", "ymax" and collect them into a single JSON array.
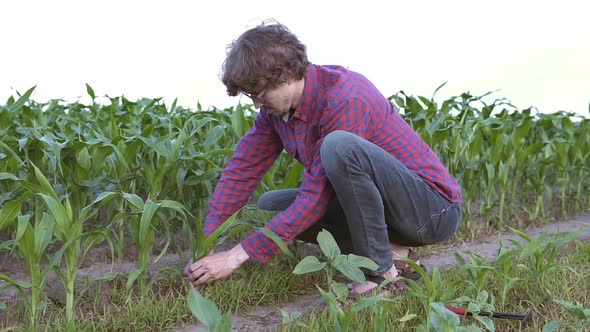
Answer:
[{"xmin": 231, "ymin": 243, "xmax": 250, "ymax": 265}]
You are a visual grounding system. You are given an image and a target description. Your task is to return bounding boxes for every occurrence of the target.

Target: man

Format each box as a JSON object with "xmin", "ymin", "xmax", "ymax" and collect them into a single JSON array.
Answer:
[{"xmin": 185, "ymin": 21, "xmax": 462, "ymax": 297}]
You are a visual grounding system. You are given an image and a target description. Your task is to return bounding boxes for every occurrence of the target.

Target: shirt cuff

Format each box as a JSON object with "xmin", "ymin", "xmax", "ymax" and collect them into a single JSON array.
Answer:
[{"xmin": 240, "ymin": 230, "xmax": 281, "ymax": 263}]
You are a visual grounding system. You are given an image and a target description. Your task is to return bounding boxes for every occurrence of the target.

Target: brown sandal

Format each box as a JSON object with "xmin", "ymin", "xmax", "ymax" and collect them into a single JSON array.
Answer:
[
  {"xmin": 347, "ymin": 276, "xmax": 407, "ymax": 303},
  {"xmin": 393, "ymin": 249, "xmax": 425, "ymax": 281}
]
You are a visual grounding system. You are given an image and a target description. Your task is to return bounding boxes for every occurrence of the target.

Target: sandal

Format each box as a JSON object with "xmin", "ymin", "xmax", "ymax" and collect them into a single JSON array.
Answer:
[
  {"xmin": 346, "ymin": 275, "xmax": 407, "ymax": 303},
  {"xmin": 393, "ymin": 249, "xmax": 425, "ymax": 281}
]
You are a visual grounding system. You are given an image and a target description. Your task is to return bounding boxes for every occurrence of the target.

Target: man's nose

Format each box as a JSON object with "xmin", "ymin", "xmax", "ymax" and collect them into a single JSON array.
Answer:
[{"xmin": 253, "ymin": 100, "xmax": 263, "ymax": 109}]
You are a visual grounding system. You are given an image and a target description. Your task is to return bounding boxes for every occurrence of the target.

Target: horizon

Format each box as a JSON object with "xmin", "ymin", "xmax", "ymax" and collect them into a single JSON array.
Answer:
[{"xmin": 1, "ymin": 0, "xmax": 589, "ymax": 116}]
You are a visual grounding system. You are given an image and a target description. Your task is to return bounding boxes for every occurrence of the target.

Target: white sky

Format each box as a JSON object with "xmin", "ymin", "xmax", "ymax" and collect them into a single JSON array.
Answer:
[{"xmin": 1, "ymin": 0, "xmax": 589, "ymax": 115}]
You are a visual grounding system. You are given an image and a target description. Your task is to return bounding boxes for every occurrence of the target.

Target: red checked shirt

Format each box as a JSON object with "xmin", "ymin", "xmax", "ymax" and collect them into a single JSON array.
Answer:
[{"xmin": 204, "ymin": 64, "xmax": 462, "ymax": 263}]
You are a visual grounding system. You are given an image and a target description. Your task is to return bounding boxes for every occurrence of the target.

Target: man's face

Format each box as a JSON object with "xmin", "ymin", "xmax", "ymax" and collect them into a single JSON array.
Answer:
[{"xmin": 243, "ymin": 82, "xmax": 294, "ymax": 117}]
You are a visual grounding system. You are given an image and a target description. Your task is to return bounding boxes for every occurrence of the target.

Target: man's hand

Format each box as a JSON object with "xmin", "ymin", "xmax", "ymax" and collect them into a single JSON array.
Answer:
[{"xmin": 184, "ymin": 244, "xmax": 250, "ymax": 288}]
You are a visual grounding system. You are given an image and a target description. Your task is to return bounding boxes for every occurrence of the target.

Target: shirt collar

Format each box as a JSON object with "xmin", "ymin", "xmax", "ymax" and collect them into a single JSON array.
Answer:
[{"xmin": 292, "ymin": 64, "xmax": 318, "ymax": 123}]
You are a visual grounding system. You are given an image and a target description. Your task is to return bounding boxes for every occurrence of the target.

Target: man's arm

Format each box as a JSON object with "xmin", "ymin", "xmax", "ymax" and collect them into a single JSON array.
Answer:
[
  {"xmin": 241, "ymin": 98, "xmax": 374, "ymax": 262},
  {"xmin": 185, "ymin": 110, "xmax": 283, "ymax": 287},
  {"xmin": 203, "ymin": 111, "xmax": 283, "ymax": 237}
]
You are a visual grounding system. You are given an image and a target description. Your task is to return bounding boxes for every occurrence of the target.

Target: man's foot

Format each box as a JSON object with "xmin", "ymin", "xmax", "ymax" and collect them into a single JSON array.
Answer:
[
  {"xmin": 346, "ymin": 264, "xmax": 405, "ymax": 304},
  {"xmin": 393, "ymin": 248, "xmax": 424, "ymax": 281},
  {"xmin": 346, "ymin": 275, "xmax": 407, "ymax": 304}
]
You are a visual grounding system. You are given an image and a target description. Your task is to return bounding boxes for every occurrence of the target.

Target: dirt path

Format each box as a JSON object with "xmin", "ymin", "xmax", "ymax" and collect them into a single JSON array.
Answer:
[
  {"xmin": 173, "ymin": 214, "xmax": 590, "ymax": 332},
  {"xmin": 1, "ymin": 214, "xmax": 589, "ymax": 331}
]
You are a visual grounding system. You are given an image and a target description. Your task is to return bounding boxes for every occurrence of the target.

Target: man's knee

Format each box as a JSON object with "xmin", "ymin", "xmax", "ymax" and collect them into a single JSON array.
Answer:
[
  {"xmin": 256, "ymin": 192, "xmax": 275, "ymax": 210},
  {"xmin": 321, "ymin": 130, "xmax": 360, "ymax": 172}
]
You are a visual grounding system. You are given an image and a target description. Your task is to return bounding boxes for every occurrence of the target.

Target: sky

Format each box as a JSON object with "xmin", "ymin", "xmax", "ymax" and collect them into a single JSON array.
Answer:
[{"xmin": 1, "ymin": 0, "xmax": 589, "ymax": 116}]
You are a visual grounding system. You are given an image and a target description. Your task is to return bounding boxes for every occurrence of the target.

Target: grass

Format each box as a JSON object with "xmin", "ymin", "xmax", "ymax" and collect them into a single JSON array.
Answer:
[
  {"xmin": 279, "ymin": 241, "xmax": 590, "ymax": 332},
  {"xmin": 0, "ymin": 255, "xmax": 325, "ymax": 331},
  {"xmin": 3, "ymin": 239, "xmax": 587, "ymax": 331}
]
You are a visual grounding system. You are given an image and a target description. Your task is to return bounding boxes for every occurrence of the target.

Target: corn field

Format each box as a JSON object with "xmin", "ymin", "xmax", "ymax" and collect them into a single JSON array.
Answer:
[{"xmin": 0, "ymin": 85, "xmax": 588, "ymax": 330}]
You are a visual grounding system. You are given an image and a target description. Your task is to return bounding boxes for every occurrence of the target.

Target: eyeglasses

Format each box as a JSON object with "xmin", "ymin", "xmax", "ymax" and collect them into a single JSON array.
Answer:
[{"xmin": 241, "ymin": 88, "xmax": 267, "ymax": 104}]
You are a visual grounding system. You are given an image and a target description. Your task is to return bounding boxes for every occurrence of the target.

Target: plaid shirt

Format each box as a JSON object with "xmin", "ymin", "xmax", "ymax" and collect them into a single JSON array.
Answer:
[{"xmin": 204, "ymin": 64, "xmax": 462, "ymax": 263}]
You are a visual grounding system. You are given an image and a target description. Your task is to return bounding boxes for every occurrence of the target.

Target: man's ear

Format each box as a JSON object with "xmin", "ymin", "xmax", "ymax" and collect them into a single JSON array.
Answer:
[{"xmin": 282, "ymin": 72, "xmax": 295, "ymax": 84}]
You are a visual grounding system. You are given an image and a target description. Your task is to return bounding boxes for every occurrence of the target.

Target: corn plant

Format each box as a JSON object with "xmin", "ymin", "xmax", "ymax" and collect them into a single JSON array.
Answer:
[
  {"xmin": 108, "ymin": 192, "xmax": 190, "ymax": 298},
  {"xmin": 453, "ymin": 252, "xmax": 496, "ymax": 297},
  {"xmin": 11, "ymin": 213, "xmax": 55, "ymax": 331},
  {"xmin": 402, "ymin": 259, "xmax": 458, "ymax": 320},
  {"xmin": 27, "ymin": 163, "xmax": 115, "ymax": 329},
  {"xmin": 491, "ymin": 240, "xmax": 520, "ymax": 306},
  {"xmin": 508, "ymin": 227, "xmax": 582, "ymax": 281}
]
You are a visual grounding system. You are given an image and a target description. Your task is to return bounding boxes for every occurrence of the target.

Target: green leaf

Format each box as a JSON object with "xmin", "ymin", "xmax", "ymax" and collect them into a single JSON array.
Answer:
[
  {"xmin": 231, "ymin": 103, "xmax": 248, "ymax": 137},
  {"xmin": 76, "ymin": 147, "xmax": 91, "ymax": 170},
  {"xmin": 91, "ymin": 191, "xmax": 118, "ymax": 206},
  {"xmin": 139, "ymin": 199, "xmax": 160, "ymax": 248},
  {"xmin": 293, "ymin": 256, "xmax": 326, "ymax": 274},
  {"xmin": 126, "ymin": 268, "xmax": 143, "ymax": 291},
  {"xmin": 0, "ymin": 173, "xmax": 19, "ymax": 181},
  {"xmin": 542, "ymin": 320, "xmax": 565, "ymax": 332},
  {"xmin": 334, "ymin": 260, "xmax": 365, "ymax": 282},
  {"xmin": 38, "ymin": 194, "xmax": 70, "ymax": 237},
  {"xmin": 317, "ymin": 229, "xmax": 341, "ymax": 260},
  {"xmin": 0, "ymin": 274, "xmax": 32, "ymax": 290},
  {"xmin": 8, "ymin": 86, "xmax": 36, "ymax": 112},
  {"xmin": 214, "ymin": 312, "xmax": 233, "ymax": 332},
  {"xmin": 398, "ymin": 313, "xmax": 417, "ymax": 322},
  {"xmin": 331, "ymin": 281, "xmax": 349, "ymax": 302},
  {"xmin": 34, "ymin": 213, "xmax": 54, "ymax": 257},
  {"xmin": 31, "ymin": 163, "xmax": 59, "ymax": 199},
  {"xmin": 188, "ymin": 286, "xmax": 222, "ymax": 331},
  {"xmin": 508, "ymin": 227, "xmax": 532, "ymax": 242},
  {"xmin": 347, "ymin": 254, "xmax": 379, "ymax": 271},
  {"xmin": 123, "ymin": 193, "xmax": 145, "ymax": 211},
  {"xmin": 0, "ymin": 200, "xmax": 21, "ymax": 231},
  {"xmin": 85, "ymin": 83, "xmax": 96, "ymax": 100},
  {"xmin": 258, "ymin": 228, "xmax": 296, "ymax": 261},
  {"xmin": 15, "ymin": 214, "xmax": 31, "ymax": 243},
  {"xmin": 473, "ymin": 315, "xmax": 495, "ymax": 332},
  {"xmin": 352, "ymin": 296, "xmax": 394, "ymax": 313},
  {"xmin": 430, "ymin": 302, "xmax": 460, "ymax": 329},
  {"xmin": 519, "ymin": 234, "xmax": 545, "ymax": 259}
]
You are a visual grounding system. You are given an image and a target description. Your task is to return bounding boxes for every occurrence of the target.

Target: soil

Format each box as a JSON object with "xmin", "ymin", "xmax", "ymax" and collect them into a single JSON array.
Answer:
[{"xmin": 1, "ymin": 213, "xmax": 589, "ymax": 331}]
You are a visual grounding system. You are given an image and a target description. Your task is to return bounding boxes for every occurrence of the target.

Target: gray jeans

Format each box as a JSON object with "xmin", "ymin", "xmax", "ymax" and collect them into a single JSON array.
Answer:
[{"xmin": 257, "ymin": 130, "xmax": 461, "ymax": 275}]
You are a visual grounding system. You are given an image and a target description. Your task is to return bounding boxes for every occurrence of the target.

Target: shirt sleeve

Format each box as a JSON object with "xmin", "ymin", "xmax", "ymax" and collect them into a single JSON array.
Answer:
[
  {"xmin": 241, "ymin": 98, "xmax": 374, "ymax": 262},
  {"xmin": 203, "ymin": 110, "xmax": 283, "ymax": 237}
]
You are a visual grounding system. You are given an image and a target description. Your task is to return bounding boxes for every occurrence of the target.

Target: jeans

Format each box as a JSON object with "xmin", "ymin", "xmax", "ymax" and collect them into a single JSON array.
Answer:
[{"xmin": 257, "ymin": 130, "xmax": 461, "ymax": 275}]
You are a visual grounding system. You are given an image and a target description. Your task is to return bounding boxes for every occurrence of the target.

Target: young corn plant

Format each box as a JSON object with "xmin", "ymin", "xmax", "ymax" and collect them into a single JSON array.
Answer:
[
  {"xmin": 401, "ymin": 258, "xmax": 457, "ymax": 321},
  {"xmin": 508, "ymin": 227, "xmax": 583, "ymax": 281},
  {"xmin": 190, "ymin": 208, "xmax": 241, "ymax": 262},
  {"xmin": 10, "ymin": 213, "xmax": 55, "ymax": 331},
  {"xmin": 111, "ymin": 192, "xmax": 190, "ymax": 298},
  {"xmin": 453, "ymin": 251, "xmax": 496, "ymax": 298},
  {"xmin": 491, "ymin": 239, "xmax": 520, "ymax": 306},
  {"xmin": 29, "ymin": 163, "xmax": 114, "ymax": 329}
]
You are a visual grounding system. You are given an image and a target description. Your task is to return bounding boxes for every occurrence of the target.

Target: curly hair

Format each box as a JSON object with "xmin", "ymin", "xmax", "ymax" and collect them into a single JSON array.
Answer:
[{"xmin": 220, "ymin": 20, "xmax": 310, "ymax": 97}]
